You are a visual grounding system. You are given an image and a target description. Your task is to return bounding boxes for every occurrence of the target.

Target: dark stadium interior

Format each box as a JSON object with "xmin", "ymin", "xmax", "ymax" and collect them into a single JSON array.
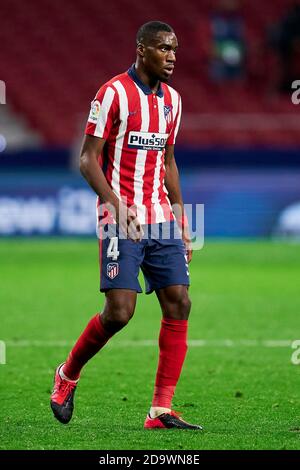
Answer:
[{"xmin": 1, "ymin": 0, "xmax": 300, "ymax": 236}]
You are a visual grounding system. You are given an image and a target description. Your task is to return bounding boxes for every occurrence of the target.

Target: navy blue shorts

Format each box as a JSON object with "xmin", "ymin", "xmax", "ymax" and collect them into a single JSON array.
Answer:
[{"xmin": 98, "ymin": 221, "xmax": 190, "ymax": 294}]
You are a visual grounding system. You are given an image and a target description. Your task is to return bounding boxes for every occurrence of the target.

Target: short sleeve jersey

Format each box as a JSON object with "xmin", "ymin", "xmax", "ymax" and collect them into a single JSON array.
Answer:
[{"xmin": 85, "ymin": 65, "xmax": 182, "ymax": 224}]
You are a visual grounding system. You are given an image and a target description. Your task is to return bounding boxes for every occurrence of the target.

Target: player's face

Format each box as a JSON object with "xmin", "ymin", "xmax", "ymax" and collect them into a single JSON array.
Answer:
[{"xmin": 142, "ymin": 32, "xmax": 178, "ymax": 82}]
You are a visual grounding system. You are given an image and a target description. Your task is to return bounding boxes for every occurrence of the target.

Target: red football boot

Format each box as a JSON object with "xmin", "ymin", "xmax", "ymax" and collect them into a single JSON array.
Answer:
[
  {"xmin": 144, "ymin": 410, "xmax": 203, "ymax": 430},
  {"xmin": 50, "ymin": 363, "xmax": 78, "ymax": 424}
]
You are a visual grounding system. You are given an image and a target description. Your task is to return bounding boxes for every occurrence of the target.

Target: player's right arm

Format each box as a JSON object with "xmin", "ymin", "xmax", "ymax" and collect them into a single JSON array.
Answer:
[
  {"xmin": 81, "ymin": 84, "xmax": 143, "ymax": 241},
  {"xmin": 81, "ymin": 84, "xmax": 122, "ymax": 214},
  {"xmin": 79, "ymin": 134, "xmax": 119, "ymax": 211},
  {"xmin": 79, "ymin": 135, "xmax": 142, "ymax": 241}
]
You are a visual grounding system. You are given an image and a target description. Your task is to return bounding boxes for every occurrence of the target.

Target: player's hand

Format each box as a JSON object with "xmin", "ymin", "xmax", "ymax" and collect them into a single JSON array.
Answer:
[
  {"xmin": 127, "ymin": 210, "xmax": 144, "ymax": 242},
  {"xmin": 183, "ymin": 233, "xmax": 193, "ymax": 263},
  {"xmin": 176, "ymin": 214, "xmax": 193, "ymax": 263},
  {"xmin": 117, "ymin": 203, "xmax": 144, "ymax": 242}
]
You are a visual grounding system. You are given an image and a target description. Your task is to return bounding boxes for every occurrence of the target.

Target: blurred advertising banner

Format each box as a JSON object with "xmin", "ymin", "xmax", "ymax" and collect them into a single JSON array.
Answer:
[
  {"xmin": 0, "ymin": 171, "xmax": 300, "ymax": 238},
  {"xmin": 0, "ymin": 173, "xmax": 96, "ymax": 236}
]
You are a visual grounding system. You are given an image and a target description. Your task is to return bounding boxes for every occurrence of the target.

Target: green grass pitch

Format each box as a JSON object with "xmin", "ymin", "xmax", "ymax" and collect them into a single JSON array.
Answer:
[{"xmin": 0, "ymin": 239, "xmax": 300, "ymax": 450}]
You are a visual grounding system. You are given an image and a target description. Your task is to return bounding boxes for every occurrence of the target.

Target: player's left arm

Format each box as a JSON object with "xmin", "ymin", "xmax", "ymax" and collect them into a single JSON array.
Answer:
[{"xmin": 164, "ymin": 144, "xmax": 193, "ymax": 263}]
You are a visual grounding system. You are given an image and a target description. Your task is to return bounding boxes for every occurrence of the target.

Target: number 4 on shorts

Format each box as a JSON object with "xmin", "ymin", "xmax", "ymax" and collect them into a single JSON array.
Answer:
[{"xmin": 107, "ymin": 237, "xmax": 120, "ymax": 261}]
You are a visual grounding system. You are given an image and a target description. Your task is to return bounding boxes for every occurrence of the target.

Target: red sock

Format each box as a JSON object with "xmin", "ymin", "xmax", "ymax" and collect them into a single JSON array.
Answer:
[
  {"xmin": 63, "ymin": 313, "xmax": 112, "ymax": 380},
  {"xmin": 152, "ymin": 318, "xmax": 188, "ymax": 409}
]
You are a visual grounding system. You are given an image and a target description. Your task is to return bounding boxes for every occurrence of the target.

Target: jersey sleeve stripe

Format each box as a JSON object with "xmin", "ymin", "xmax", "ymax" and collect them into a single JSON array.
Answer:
[{"xmin": 94, "ymin": 86, "xmax": 116, "ymax": 138}]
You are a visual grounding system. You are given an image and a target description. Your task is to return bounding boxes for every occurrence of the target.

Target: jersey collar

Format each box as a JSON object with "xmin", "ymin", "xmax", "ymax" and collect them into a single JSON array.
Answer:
[{"xmin": 127, "ymin": 64, "xmax": 164, "ymax": 98}]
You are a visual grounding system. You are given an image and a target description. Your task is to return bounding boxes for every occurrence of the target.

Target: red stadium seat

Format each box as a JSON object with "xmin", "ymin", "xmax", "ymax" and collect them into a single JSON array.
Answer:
[{"xmin": 2, "ymin": 0, "xmax": 299, "ymax": 146}]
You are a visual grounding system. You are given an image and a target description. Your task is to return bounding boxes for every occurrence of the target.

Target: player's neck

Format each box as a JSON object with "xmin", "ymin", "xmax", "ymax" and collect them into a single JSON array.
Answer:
[{"xmin": 134, "ymin": 62, "xmax": 160, "ymax": 94}]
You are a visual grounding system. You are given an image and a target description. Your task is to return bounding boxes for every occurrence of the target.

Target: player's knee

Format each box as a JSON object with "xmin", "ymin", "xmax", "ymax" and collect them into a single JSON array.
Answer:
[
  {"xmin": 177, "ymin": 295, "xmax": 191, "ymax": 319},
  {"xmin": 162, "ymin": 292, "xmax": 191, "ymax": 320},
  {"xmin": 114, "ymin": 305, "xmax": 134, "ymax": 328},
  {"xmin": 102, "ymin": 303, "xmax": 134, "ymax": 333}
]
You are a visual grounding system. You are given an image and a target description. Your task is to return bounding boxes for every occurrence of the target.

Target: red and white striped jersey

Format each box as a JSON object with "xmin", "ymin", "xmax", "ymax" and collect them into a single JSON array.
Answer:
[{"xmin": 85, "ymin": 64, "xmax": 182, "ymax": 225}]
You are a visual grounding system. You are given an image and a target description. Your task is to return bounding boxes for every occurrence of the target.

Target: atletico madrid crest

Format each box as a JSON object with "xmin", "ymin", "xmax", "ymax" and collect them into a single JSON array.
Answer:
[
  {"xmin": 107, "ymin": 262, "xmax": 119, "ymax": 279},
  {"xmin": 164, "ymin": 105, "xmax": 172, "ymax": 124}
]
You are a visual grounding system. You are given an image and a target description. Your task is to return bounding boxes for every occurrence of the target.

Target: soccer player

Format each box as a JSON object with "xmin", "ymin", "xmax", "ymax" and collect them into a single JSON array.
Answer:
[{"xmin": 50, "ymin": 21, "xmax": 202, "ymax": 430}]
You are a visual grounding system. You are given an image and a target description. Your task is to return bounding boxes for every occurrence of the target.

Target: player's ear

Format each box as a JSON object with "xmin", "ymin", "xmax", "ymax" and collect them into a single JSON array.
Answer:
[{"xmin": 136, "ymin": 42, "xmax": 145, "ymax": 58}]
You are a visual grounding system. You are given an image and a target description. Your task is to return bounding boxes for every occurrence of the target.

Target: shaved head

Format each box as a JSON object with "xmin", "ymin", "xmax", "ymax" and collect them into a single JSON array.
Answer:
[{"xmin": 136, "ymin": 21, "xmax": 174, "ymax": 46}]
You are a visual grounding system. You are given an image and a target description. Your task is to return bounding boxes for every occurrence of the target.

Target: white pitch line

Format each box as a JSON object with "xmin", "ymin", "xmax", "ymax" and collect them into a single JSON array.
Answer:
[{"xmin": 4, "ymin": 339, "xmax": 293, "ymax": 348}]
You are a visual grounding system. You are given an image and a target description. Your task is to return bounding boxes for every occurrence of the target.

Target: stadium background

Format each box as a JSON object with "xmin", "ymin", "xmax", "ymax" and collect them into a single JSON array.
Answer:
[{"xmin": 1, "ymin": 0, "xmax": 300, "ymax": 451}]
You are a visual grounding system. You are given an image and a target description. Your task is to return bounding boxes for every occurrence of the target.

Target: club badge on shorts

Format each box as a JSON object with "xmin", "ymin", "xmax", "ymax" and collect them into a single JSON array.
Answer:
[{"xmin": 107, "ymin": 262, "xmax": 119, "ymax": 279}]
